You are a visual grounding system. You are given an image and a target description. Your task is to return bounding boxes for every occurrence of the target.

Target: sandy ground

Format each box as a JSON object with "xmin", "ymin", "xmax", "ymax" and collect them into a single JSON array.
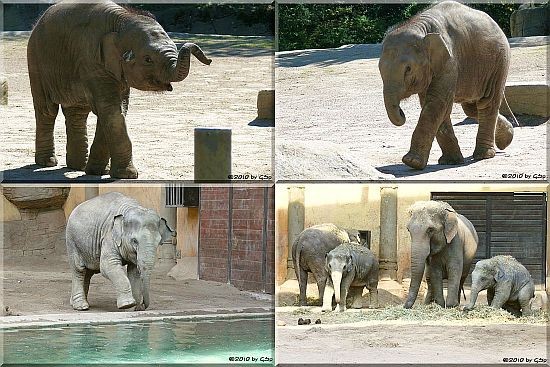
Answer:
[
  {"xmin": 275, "ymin": 37, "xmax": 549, "ymax": 181},
  {"xmin": 0, "ymin": 32, "xmax": 274, "ymax": 182},
  {"xmin": 1, "ymin": 255, "xmax": 273, "ymax": 320},
  {"xmin": 275, "ymin": 280, "xmax": 548, "ymax": 365}
]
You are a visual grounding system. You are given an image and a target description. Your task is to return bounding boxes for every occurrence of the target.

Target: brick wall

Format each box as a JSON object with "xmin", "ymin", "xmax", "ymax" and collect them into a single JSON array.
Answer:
[{"xmin": 199, "ymin": 186, "xmax": 275, "ymax": 294}]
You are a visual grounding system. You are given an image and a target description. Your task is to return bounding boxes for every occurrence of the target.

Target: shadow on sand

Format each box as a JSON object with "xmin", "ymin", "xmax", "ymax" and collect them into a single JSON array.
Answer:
[
  {"xmin": 1, "ymin": 164, "xmax": 116, "ymax": 183},
  {"xmin": 276, "ymin": 44, "xmax": 382, "ymax": 68}
]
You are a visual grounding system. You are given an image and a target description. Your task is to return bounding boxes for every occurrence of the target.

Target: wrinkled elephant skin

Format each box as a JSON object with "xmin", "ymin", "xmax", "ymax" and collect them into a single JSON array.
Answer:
[
  {"xmin": 379, "ymin": 1, "xmax": 514, "ymax": 170},
  {"xmin": 27, "ymin": 1, "xmax": 211, "ymax": 178},
  {"xmin": 405, "ymin": 200, "xmax": 478, "ymax": 309},
  {"xmin": 66, "ymin": 192, "xmax": 176, "ymax": 311}
]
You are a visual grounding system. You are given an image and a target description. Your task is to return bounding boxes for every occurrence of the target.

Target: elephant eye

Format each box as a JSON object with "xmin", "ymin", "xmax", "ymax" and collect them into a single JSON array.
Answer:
[
  {"xmin": 131, "ymin": 238, "xmax": 138, "ymax": 246},
  {"xmin": 426, "ymin": 227, "xmax": 434, "ymax": 234},
  {"xmin": 144, "ymin": 56, "xmax": 153, "ymax": 64},
  {"xmin": 405, "ymin": 65, "xmax": 411, "ymax": 74}
]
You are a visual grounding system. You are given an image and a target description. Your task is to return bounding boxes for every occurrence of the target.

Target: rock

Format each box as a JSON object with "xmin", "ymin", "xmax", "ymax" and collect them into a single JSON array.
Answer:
[
  {"xmin": 510, "ymin": 4, "xmax": 549, "ymax": 37},
  {"xmin": 501, "ymin": 82, "xmax": 549, "ymax": 117},
  {"xmin": 257, "ymin": 89, "xmax": 275, "ymax": 120},
  {"xmin": 2, "ymin": 187, "xmax": 70, "ymax": 210},
  {"xmin": 276, "ymin": 320, "xmax": 286, "ymax": 326}
]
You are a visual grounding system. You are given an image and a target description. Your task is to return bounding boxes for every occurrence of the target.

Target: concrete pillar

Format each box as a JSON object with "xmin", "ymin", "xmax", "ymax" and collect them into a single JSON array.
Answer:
[
  {"xmin": 1, "ymin": 77, "xmax": 7, "ymax": 105},
  {"xmin": 84, "ymin": 186, "xmax": 99, "ymax": 201},
  {"xmin": 194, "ymin": 128, "xmax": 231, "ymax": 181},
  {"xmin": 287, "ymin": 186, "xmax": 305, "ymax": 279},
  {"xmin": 379, "ymin": 186, "xmax": 398, "ymax": 280}
]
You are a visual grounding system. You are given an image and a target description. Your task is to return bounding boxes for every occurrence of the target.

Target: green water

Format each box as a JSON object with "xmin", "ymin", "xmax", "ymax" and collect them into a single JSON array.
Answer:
[{"xmin": 3, "ymin": 317, "xmax": 274, "ymax": 364}]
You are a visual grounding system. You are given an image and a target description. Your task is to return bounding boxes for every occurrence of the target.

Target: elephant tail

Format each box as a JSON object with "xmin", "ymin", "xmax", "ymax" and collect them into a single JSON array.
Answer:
[
  {"xmin": 501, "ymin": 94, "xmax": 520, "ymax": 127},
  {"xmin": 461, "ymin": 285, "xmax": 466, "ymax": 301}
]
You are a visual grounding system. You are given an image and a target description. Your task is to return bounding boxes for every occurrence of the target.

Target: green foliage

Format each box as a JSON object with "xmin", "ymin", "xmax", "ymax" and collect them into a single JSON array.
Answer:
[{"xmin": 278, "ymin": 3, "xmax": 520, "ymax": 52}]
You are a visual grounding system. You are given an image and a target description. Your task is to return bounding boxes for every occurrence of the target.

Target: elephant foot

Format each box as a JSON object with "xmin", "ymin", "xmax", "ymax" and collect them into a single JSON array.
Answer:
[
  {"xmin": 66, "ymin": 156, "xmax": 87, "ymax": 171},
  {"xmin": 85, "ymin": 161, "xmax": 109, "ymax": 176},
  {"xmin": 71, "ymin": 298, "xmax": 90, "ymax": 311},
  {"xmin": 473, "ymin": 146, "xmax": 495, "ymax": 160},
  {"xmin": 350, "ymin": 299, "xmax": 363, "ymax": 309},
  {"xmin": 461, "ymin": 304, "xmax": 474, "ymax": 312},
  {"xmin": 402, "ymin": 151, "xmax": 428, "ymax": 170},
  {"xmin": 438, "ymin": 152, "xmax": 464, "ymax": 165},
  {"xmin": 35, "ymin": 154, "xmax": 58, "ymax": 167},
  {"xmin": 110, "ymin": 163, "xmax": 138, "ymax": 179},
  {"xmin": 495, "ymin": 116, "xmax": 514, "ymax": 150},
  {"xmin": 117, "ymin": 295, "xmax": 137, "ymax": 309},
  {"xmin": 321, "ymin": 305, "xmax": 333, "ymax": 312},
  {"xmin": 134, "ymin": 303, "xmax": 147, "ymax": 311},
  {"xmin": 403, "ymin": 300, "xmax": 414, "ymax": 309},
  {"xmin": 335, "ymin": 304, "xmax": 346, "ymax": 312}
]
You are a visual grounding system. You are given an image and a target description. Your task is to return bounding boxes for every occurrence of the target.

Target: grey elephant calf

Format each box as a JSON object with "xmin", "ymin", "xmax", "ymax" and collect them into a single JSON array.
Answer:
[
  {"xmin": 322, "ymin": 242, "xmax": 379, "ymax": 312},
  {"xmin": 292, "ymin": 223, "xmax": 358, "ymax": 306},
  {"xmin": 463, "ymin": 255, "xmax": 535, "ymax": 317},
  {"xmin": 66, "ymin": 192, "xmax": 176, "ymax": 311}
]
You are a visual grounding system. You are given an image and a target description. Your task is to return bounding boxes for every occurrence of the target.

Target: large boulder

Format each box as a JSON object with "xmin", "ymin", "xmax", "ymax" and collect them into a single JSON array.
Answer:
[{"xmin": 510, "ymin": 3, "xmax": 549, "ymax": 37}]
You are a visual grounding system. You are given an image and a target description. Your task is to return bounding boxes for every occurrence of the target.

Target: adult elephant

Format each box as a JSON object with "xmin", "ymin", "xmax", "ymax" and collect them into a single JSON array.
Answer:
[
  {"xmin": 66, "ymin": 192, "xmax": 176, "ymax": 311},
  {"xmin": 404, "ymin": 200, "xmax": 478, "ymax": 309},
  {"xmin": 379, "ymin": 1, "xmax": 514, "ymax": 170},
  {"xmin": 292, "ymin": 223, "xmax": 355, "ymax": 306},
  {"xmin": 28, "ymin": 1, "xmax": 211, "ymax": 178}
]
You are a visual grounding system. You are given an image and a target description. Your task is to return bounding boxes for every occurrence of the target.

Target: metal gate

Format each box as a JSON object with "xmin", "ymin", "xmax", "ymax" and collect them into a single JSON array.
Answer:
[{"xmin": 431, "ymin": 192, "xmax": 547, "ymax": 285}]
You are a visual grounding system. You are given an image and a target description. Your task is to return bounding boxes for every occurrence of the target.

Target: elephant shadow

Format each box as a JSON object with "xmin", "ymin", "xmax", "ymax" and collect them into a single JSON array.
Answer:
[
  {"xmin": 248, "ymin": 118, "xmax": 275, "ymax": 127},
  {"xmin": 1, "ymin": 164, "xmax": 117, "ymax": 183},
  {"xmin": 376, "ymin": 155, "xmax": 493, "ymax": 178}
]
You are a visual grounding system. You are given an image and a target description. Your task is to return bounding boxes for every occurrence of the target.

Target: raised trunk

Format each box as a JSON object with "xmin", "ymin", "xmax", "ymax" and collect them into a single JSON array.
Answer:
[
  {"xmin": 170, "ymin": 43, "xmax": 212, "ymax": 82},
  {"xmin": 383, "ymin": 90, "xmax": 406, "ymax": 126},
  {"xmin": 331, "ymin": 271, "xmax": 343, "ymax": 304}
]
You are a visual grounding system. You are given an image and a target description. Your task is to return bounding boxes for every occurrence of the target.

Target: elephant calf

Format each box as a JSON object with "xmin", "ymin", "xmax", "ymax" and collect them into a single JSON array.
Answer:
[
  {"xmin": 28, "ymin": 1, "xmax": 211, "ymax": 178},
  {"xmin": 292, "ymin": 223, "xmax": 359, "ymax": 306},
  {"xmin": 463, "ymin": 255, "xmax": 535, "ymax": 317},
  {"xmin": 322, "ymin": 242, "xmax": 379, "ymax": 312},
  {"xmin": 66, "ymin": 192, "xmax": 176, "ymax": 311}
]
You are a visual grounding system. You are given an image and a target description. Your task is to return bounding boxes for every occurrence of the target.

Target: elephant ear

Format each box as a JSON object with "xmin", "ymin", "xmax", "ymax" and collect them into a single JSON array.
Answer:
[
  {"xmin": 111, "ymin": 214, "xmax": 124, "ymax": 247},
  {"xmin": 159, "ymin": 218, "xmax": 176, "ymax": 244},
  {"xmin": 443, "ymin": 208, "xmax": 458, "ymax": 244},
  {"xmin": 101, "ymin": 32, "xmax": 123, "ymax": 81},
  {"xmin": 494, "ymin": 264, "xmax": 507, "ymax": 283},
  {"xmin": 423, "ymin": 33, "xmax": 451, "ymax": 75}
]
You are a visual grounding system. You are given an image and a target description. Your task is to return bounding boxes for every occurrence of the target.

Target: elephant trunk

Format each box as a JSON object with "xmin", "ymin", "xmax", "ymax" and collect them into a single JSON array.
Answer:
[
  {"xmin": 404, "ymin": 244, "xmax": 429, "ymax": 309},
  {"xmin": 170, "ymin": 43, "xmax": 212, "ymax": 82},
  {"xmin": 137, "ymin": 252, "xmax": 155, "ymax": 309},
  {"xmin": 331, "ymin": 271, "xmax": 343, "ymax": 304},
  {"xmin": 383, "ymin": 89, "xmax": 406, "ymax": 126},
  {"xmin": 466, "ymin": 286, "xmax": 480, "ymax": 310}
]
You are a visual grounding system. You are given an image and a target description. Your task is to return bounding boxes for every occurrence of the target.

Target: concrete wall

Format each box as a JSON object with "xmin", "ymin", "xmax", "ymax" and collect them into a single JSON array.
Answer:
[{"xmin": 276, "ymin": 183, "xmax": 549, "ymax": 291}]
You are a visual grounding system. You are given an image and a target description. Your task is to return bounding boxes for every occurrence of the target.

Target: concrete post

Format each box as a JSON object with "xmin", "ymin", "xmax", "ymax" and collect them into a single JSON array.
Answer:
[
  {"xmin": 194, "ymin": 128, "xmax": 231, "ymax": 181},
  {"xmin": 379, "ymin": 186, "xmax": 398, "ymax": 280},
  {"xmin": 287, "ymin": 186, "xmax": 305, "ymax": 279},
  {"xmin": 84, "ymin": 186, "xmax": 99, "ymax": 201}
]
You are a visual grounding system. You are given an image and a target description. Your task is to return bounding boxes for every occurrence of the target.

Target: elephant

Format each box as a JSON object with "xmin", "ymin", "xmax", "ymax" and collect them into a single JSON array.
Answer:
[
  {"xmin": 404, "ymin": 200, "xmax": 478, "ymax": 309},
  {"xmin": 27, "ymin": 1, "xmax": 211, "ymax": 179},
  {"xmin": 322, "ymin": 242, "xmax": 379, "ymax": 312},
  {"xmin": 379, "ymin": 1, "xmax": 514, "ymax": 170},
  {"xmin": 463, "ymin": 255, "xmax": 535, "ymax": 317},
  {"xmin": 66, "ymin": 192, "xmax": 176, "ymax": 311},
  {"xmin": 292, "ymin": 223, "xmax": 356, "ymax": 306}
]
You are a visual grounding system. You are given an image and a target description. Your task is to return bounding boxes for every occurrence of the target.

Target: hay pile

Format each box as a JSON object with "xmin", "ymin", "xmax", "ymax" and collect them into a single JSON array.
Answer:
[{"xmin": 289, "ymin": 304, "xmax": 548, "ymax": 325}]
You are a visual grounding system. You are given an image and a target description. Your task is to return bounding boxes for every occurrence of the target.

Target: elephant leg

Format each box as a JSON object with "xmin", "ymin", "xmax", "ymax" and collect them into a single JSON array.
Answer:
[
  {"xmin": 430, "ymin": 268, "xmax": 445, "ymax": 307},
  {"xmin": 297, "ymin": 268, "xmax": 308, "ymax": 306},
  {"xmin": 402, "ymin": 87, "xmax": 454, "ymax": 170},
  {"xmin": 436, "ymin": 116, "xmax": 464, "ymax": 165},
  {"xmin": 101, "ymin": 263, "xmax": 136, "ymax": 309},
  {"xmin": 445, "ymin": 259, "xmax": 463, "ymax": 308},
  {"xmin": 316, "ymin": 274, "xmax": 327, "ymax": 306},
  {"xmin": 348, "ymin": 286, "xmax": 364, "ymax": 309},
  {"xmin": 366, "ymin": 279, "xmax": 379, "ymax": 308},
  {"xmin": 518, "ymin": 287, "xmax": 534, "ymax": 316},
  {"xmin": 61, "ymin": 105, "xmax": 89, "ymax": 170},
  {"xmin": 423, "ymin": 264, "xmax": 434, "ymax": 304},
  {"xmin": 473, "ymin": 100, "xmax": 499, "ymax": 160},
  {"xmin": 321, "ymin": 279, "xmax": 334, "ymax": 312},
  {"xmin": 128, "ymin": 263, "xmax": 145, "ymax": 311},
  {"xmin": 490, "ymin": 281, "xmax": 512, "ymax": 310},
  {"xmin": 85, "ymin": 117, "xmax": 111, "ymax": 176},
  {"xmin": 494, "ymin": 113, "xmax": 514, "ymax": 150},
  {"xmin": 487, "ymin": 286, "xmax": 495, "ymax": 305},
  {"xmin": 69, "ymin": 255, "xmax": 90, "ymax": 311},
  {"xmin": 32, "ymin": 91, "xmax": 60, "ymax": 167},
  {"xmin": 88, "ymin": 81, "xmax": 137, "ymax": 179},
  {"xmin": 83, "ymin": 270, "xmax": 93, "ymax": 300},
  {"xmin": 502, "ymin": 301, "xmax": 522, "ymax": 317}
]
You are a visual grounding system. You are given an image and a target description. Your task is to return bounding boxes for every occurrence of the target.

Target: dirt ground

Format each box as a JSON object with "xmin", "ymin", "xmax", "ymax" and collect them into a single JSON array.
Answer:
[
  {"xmin": 0, "ymin": 32, "xmax": 274, "ymax": 182},
  {"xmin": 275, "ymin": 37, "xmax": 549, "ymax": 181},
  {"xmin": 275, "ymin": 279, "xmax": 548, "ymax": 364},
  {"xmin": 1, "ymin": 255, "xmax": 272, "ymax": 318}
]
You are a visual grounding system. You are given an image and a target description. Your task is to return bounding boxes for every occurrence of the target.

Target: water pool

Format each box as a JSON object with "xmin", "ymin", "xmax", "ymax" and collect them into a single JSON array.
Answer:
[{"xmin": 3, "ymin": 317, "xmax": 274, "ymax": 364}]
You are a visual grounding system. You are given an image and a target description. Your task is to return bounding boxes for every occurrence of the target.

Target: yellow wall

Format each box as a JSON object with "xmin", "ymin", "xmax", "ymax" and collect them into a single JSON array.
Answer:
[{"xmin": 276, "ymin": 183, "xmax": 549, "ymax": 287}]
